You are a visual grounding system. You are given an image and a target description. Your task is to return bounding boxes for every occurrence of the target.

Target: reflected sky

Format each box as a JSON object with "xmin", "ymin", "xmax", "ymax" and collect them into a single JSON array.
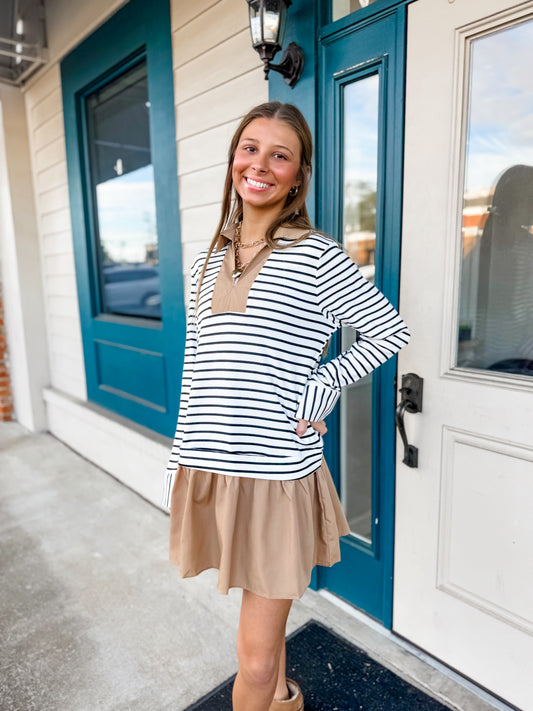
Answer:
[
  {"xmin": 344, "ymin": 73, "xmax": 379, "ymax": 182},
  {"xmin": 96, "ymin": 164, "xmax": 157, "ymax": 264},
  {"xmin": 466, "ymin": 19, "xmax": 533, "ymax": 193}
]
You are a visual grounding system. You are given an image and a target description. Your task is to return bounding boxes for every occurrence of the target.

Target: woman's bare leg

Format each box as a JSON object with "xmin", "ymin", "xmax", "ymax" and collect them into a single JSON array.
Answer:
[
  {"xmin": 273, "ymin": 638, "xmax": 290, "ymax": 700},
  {"xmin": 232, "ymin": 590, "xmax": 292, "ymax": 711}
]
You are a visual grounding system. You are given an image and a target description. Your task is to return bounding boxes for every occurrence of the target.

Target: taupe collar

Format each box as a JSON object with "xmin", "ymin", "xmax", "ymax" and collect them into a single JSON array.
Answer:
[
  {"xmin": 211, "ymin": 224, "xmax": 312, "ymax": 313},
  {"xmin": 219, "ymin": 223, "xmax": 311, "ymax": 245}
]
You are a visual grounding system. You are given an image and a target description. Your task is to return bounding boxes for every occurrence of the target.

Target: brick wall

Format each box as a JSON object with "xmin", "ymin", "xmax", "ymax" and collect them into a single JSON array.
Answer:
[{"xmin": 0, "ymin": 281, "xmax": 14, "ymax": 421}]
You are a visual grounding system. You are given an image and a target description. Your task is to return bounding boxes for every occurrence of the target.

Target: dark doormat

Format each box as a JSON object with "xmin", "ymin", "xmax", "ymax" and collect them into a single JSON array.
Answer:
[{"xmin": 185, "ymin": 620, "xmax": 451, "ymax": 710}]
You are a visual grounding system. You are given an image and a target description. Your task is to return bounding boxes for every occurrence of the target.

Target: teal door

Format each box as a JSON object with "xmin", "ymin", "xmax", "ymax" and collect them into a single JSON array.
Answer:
[
  {"xmin": 61, "ymin": 0, "xmax": 185, "ymax": 437},
  {"xmin": 316, "ymin": 5, "xmax": 407, "ymax": 627}
]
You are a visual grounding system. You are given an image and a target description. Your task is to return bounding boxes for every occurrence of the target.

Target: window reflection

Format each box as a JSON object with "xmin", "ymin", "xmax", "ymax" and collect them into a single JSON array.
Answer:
[
  {"xmin": 332, "ymin": 0, "xmax": 378, "ymax": 23},
  {"xmin": 86, "ymin": 60, "xmax": 161, "ymax": 319},
  {"xmin": 457, "ymin": 20, "xmax": 533, "ymax": 376},
  {"xmin": 343, "ymin": 73, "xmax": 378, "ymax": 282},
  {"xmin": 340, "ymin": 73, "xmax": 379, "ymax": 542}
]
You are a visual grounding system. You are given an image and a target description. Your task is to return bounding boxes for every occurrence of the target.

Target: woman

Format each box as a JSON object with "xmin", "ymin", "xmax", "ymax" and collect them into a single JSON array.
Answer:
[{"xmin": 162, "ymin": 102, "xmax": 410, "ymax": 711}]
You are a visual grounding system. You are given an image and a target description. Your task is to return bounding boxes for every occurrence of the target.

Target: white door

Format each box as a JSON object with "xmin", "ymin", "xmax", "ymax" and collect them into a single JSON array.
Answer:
[{"xmin": 394, "ymin": 1, "xmax": 533, "ymax": 709}]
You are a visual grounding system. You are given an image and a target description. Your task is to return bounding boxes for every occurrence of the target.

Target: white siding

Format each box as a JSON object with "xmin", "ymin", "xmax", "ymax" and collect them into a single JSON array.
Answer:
[
  {"xmin": 20, "ymin": 0, "xmax": 268, "ymax": 403},
  {"xmin": 171, "ymin": 0, "xmax": 268, "ymax": 288},
  {"xmin": 21, "ymin": 1, "xmax": 267, "ymax": 402},
  {"xmin": 24, "ymin": 65, "xmax": 86, "ymax": 400},
  {"xmin": 19, "ymin": 0, "xmax": 134, "ymax": 404}
]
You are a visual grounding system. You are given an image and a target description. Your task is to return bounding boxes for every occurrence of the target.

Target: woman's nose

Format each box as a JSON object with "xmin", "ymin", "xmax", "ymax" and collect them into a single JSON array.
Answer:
[{"xmin": 251, "ymin": 153, "xmax": 268, "ymax": 173}]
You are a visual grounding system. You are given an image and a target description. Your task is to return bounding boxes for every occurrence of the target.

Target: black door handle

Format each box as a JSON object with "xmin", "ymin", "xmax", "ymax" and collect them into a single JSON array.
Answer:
[{"xmin": 395, "ymin": 373, "xmax": 423, "ymax": 468}]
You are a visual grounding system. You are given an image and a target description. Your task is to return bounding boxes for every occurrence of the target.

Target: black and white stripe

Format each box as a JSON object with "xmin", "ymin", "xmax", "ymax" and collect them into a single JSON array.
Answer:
[{"xmin": 162, "ymin": 233, "xmax": 410, "ymax": 508}]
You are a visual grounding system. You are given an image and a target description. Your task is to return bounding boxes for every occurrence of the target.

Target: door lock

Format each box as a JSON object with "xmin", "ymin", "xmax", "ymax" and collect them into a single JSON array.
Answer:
[{"xmin": 395, "ymin": 373, "xmax": 423, "ymax": 468}]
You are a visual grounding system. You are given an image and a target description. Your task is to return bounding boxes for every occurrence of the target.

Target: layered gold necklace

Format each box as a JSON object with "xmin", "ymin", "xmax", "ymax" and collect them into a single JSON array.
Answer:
[{"xmin": 232, "ymin": 222, "xmax": 267, "ymax": 279}]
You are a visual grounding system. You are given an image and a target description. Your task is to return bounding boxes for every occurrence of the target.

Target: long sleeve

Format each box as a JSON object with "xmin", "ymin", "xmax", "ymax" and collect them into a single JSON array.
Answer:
[
  {"xmin": 161, "ymin": 256, "xmax": 202, "ymax": 508},
  {"xmin": 295, "ymin": 242, "xmax": 410, "ymax": 423}
]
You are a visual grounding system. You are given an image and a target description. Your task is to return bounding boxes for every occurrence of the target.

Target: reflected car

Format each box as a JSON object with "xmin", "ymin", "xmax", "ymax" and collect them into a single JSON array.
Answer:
[{"xmin": 102, "ymin": 263, "xmax": 161, "ymax": 318}]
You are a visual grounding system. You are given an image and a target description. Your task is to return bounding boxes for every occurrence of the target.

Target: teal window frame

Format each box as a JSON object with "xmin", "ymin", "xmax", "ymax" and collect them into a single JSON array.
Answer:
[{"xmin": 61, "ymin": 0, "xmax": 185, "ymax": 437}]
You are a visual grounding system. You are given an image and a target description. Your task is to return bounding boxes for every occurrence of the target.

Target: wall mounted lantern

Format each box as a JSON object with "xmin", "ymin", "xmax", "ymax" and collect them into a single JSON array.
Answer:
[
  {"xmin": 0, "ymin": 0, "xmax": 48, "ymax": 86},
  {"xmin": 246, "ymin": 0, "xmax": 304, "ymax": 87}
]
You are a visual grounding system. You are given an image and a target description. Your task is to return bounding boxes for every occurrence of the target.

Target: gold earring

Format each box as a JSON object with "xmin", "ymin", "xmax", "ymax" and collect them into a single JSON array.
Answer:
[{"xmin": 289, "ymin": 185, "xmax": 299, "ymax": 197}]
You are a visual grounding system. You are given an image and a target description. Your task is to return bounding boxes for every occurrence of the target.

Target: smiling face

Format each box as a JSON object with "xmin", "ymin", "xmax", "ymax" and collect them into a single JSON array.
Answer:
[{"xmin": 231, "ymin": 117, "xmax": 302, "ymax": 220}]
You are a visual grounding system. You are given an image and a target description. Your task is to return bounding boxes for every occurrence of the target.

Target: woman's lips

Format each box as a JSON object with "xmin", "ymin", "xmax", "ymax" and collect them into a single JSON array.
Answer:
[{"xmin": 244, "ymin": 176, "xmax": 272, "ymax": 190}]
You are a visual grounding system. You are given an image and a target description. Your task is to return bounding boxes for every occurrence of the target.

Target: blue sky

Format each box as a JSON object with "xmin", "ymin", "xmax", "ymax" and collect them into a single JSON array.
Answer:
[
  {"xmin": 95, "ymin": 164, "xmax": 157, "ymax": 263},
  {"xmin": 344, "ymin": 72, "xmax": 379, "ymax": 184},
  {"xmin": 465, "ymin": 19, "xmax": 533, "ymax": 193},
  {"xmin": 340, "ymin": 20, "xmax": 533, "ymax": 196}
]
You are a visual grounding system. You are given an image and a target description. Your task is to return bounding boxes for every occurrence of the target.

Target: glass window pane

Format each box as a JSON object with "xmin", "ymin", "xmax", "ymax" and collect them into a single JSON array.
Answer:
[
  {"xmin": 332, "ymin": 0, "xmax": 378, "ymax": 23},
  {"xmin": 457, "ymin": 20, "xmax": 533, "ymax": 377},
  {"xmin": 86, "ymin": 60, "xmax": 161, "ymax": 319},
  {"xmin": 340, "ymin": 73, "xmax": 379, "ymax": 542}
]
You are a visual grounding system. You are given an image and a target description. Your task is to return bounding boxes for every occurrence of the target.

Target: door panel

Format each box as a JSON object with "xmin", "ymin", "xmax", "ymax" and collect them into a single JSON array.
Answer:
[
  {"xmin": 395, "ymin": 1, "xmax": 533, "ymax": 707},
  {"xmin": 317, "ymin": 7, "xmax": 406, "ymax": 626},
  {"xmin": 61, "ymin": 0, "xmax": 185, "ymax": 436}
]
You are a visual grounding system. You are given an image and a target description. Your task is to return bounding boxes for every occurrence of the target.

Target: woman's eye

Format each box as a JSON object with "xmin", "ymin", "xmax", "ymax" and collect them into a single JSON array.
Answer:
[
  {"xmin": 243, "ymin": 146, "xmax": 256, "ymax": 153},
  {"xmin": 274, "ymin": 153, "xmax": 287, "ymax": 160}
]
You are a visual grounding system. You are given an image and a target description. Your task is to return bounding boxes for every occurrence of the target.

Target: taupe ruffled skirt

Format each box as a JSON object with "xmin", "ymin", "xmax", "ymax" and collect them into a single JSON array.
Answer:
[{"xmin": 169, "ymin": 456, "xmax": 350, "ymax": 599}]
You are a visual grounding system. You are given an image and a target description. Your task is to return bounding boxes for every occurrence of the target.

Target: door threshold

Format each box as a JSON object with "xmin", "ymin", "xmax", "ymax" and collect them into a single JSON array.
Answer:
[{"xmin": 318, "ymin": 590, "xmax": 518, "ymax": 711}]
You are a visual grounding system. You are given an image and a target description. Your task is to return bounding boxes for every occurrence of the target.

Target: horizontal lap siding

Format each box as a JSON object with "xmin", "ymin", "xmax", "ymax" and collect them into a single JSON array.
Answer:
[
  {"xmin": 21, "ymin": 0, "xmax": 267, "ymax": 404},
  {"xmin": 171, "ymin": 0, "xmax": 268, "ymax": 292},
  {"xmin": 25, "ymin": 64, "xmax": 86, "ymax": 400}
]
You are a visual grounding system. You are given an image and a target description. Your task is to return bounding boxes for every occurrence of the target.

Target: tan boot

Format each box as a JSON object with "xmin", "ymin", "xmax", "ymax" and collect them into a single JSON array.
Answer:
[{"xmin": 269, "ymin": 678, "xmax": 304, "ymax": 711}]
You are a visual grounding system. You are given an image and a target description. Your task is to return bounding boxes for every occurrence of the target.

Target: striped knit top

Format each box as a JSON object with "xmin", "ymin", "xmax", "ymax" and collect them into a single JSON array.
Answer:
[{"xmin": 161, "ymin": 225, "xmax": 410, "ymax": 508}]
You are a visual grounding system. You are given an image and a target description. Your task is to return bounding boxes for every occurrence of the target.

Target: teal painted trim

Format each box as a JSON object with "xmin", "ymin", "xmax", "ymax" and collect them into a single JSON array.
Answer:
[
  {"xmin": 380, "ymin": 1, "xmax": 408, "ymax": 631},
  {"xmin": 280, "ymin": 4, "xmax": 407, "ymax": 625},
  {"xmin": 268, "ymin": 0, "xmax": 318, "ymax": 225},
  {"xmin": 61, "ymin": 0, "xmax": 185, "ymax": 437}
]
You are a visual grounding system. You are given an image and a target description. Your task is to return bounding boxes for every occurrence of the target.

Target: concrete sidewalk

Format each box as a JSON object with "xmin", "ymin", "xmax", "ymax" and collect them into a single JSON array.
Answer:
[{"xmin": 0, "ymin": 421, "xmax": 511, "ymax": 711}]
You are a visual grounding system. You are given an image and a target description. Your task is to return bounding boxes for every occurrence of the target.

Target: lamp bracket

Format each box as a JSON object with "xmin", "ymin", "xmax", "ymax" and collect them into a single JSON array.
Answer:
[{"xmin": 263, "ymin": 42, "xmax": 304, "ymax": 88}]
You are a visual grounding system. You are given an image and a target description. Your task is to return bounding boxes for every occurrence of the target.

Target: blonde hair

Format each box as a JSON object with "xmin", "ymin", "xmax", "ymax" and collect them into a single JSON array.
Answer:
[{"xmin": 195, "ymin": 102, "xmax": 314, "ymax": 309}]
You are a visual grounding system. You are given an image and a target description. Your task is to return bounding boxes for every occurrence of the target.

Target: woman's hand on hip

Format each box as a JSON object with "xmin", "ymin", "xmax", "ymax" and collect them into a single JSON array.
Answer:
[{"xmin": 295, "ymin": 419, "xmax": 327, "ymax": 437}]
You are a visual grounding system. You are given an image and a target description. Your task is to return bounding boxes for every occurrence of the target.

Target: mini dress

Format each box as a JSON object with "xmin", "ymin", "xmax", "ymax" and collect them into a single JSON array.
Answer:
[
  {"xmin": 169, "ymin": 456, "xmax": 350, "ymax": 599},
  {"xmin": 164, "ymin": 226, "xmax": 410, "ymax": 599}
]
